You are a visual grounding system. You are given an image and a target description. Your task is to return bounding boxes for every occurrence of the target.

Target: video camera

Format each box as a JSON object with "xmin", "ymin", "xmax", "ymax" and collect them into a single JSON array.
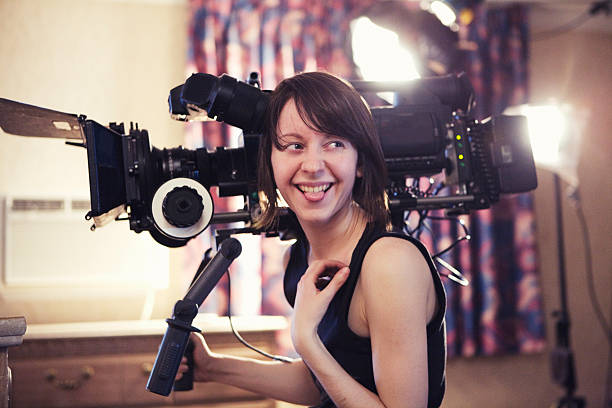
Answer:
[{"xmin": 0, "ymin": 71, "xmax": 537, "ymax": 248}]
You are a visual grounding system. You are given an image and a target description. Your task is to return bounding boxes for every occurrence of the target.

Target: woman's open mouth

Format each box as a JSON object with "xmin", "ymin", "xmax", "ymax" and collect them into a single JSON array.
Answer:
[{"xmin": 296, "ymin": 183, "xmax": 333, "ymax": 201}]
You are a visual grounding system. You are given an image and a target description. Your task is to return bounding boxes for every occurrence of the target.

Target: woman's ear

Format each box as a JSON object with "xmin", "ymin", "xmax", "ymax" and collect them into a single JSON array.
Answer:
[{"xmin": 356, "ymin": 167, "xmax": 363, "ymax": 178}]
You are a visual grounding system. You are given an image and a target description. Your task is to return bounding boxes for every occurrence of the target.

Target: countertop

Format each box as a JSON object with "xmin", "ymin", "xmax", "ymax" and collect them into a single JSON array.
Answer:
[{"xmin": 22, "ymin": 314, "xmax": 288, "ymax": 340}]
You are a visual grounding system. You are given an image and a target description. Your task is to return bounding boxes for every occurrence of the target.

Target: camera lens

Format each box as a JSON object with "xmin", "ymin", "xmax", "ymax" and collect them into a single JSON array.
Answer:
[{"xmin": 162, "ymin": 186, "xmax": 204, "ymax": 228}]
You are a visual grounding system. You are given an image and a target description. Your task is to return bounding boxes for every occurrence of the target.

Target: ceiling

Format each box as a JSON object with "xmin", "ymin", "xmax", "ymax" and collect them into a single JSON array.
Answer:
[{"xmin": 487, "ymin": 0, "xmax": 612, "ymax": 34}]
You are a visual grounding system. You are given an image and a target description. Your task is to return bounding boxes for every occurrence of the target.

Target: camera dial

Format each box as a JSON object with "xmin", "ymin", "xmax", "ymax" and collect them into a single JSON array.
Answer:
[
  {"xmin": 162, "ymin": 186, "xmax": 204, "ymax": 228},
  {"xmin": 151, "ymin": 178, "xmax": 214, "ymax": 240}
]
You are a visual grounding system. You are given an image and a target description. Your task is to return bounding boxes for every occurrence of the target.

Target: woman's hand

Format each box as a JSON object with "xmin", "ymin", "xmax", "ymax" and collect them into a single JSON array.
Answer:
[
  {"xmin": 291, "ymin": 260, "xmax": 350, "ymax": 353},
  {"xmin": 176, "ymin": 332, "xmax": 218, "ymax": 383}
]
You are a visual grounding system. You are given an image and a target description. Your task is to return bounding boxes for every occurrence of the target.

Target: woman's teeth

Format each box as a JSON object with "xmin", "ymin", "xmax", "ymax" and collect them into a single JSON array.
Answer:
[{"xmin": 299, "ymin": 184, "xmax": 330, "ymax": 193}]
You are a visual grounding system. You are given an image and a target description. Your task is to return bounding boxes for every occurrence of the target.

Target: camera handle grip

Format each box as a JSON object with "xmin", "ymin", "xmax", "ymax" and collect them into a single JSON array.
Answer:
[
  {"xmin": 173, "ymin": 338, "xmax": 195, "ymax": 391},
  {"xmin": 147, "ymin": 238, "xmax": 242, "ymax": 397},
  {"xmin": 146, "ymin": 302, "xmax": 200, "ymax": 397}
]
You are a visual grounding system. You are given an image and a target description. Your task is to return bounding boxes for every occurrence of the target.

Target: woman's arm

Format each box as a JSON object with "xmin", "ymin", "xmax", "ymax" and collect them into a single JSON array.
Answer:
[
  {"xmin": 177, "ymin": 243, "xmax": 321, "ymax": 406},
  {"xmin": 362, "ymin": 237, "xmax": 435, "ymax": 407},
  {"xmin": 180, "ymin": 332, "xmax": 321, "ymax": 405},
  {"xmin": 293, "ymin": 238, "xmax": 435, "ymax": 408}
]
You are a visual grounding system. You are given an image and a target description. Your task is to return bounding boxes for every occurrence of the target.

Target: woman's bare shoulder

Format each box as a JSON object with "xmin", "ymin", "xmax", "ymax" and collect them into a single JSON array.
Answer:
[
  {"xmin": 359, "ymin": 235, "xmax": 434, "ymax": 308},
  {"xmin": 362, "ymin": 235, "xmax": 430, "ymax": 274}
]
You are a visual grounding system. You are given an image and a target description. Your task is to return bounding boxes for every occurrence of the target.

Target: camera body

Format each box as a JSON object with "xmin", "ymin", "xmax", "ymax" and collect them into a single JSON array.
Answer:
[
  {"xmin": 354, "ymin": 74, "xmax": 536, "ymax": 216},
  {"xmin": 83, "ymin": 72, "xmax": 536, "ymax": 247}
]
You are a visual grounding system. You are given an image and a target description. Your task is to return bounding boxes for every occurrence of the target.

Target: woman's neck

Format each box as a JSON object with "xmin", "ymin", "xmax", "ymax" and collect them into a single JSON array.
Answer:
[{"xmin": 300, "ymin": 204, "xmax": 368, "ymax": 265}]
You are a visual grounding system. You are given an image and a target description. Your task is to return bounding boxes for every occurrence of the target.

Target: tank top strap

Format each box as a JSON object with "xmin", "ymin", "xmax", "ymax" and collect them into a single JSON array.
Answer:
[{"xmin": 284, "ymin": 238, "xmax": 308, "ymax": 307}]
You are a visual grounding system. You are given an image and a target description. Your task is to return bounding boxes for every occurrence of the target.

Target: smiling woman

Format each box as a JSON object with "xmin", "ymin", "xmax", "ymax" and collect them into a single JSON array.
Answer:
[
  {"xmin": 256, "ymin": 72, "xmax": 388, "ymax": 233},
  {"xmin": 270, "ymin": 98, "xmax": 360, "ymax": 228},
  {"xmin": 179, "ymin": 71, "xmax": 447, "ymax": 408}
]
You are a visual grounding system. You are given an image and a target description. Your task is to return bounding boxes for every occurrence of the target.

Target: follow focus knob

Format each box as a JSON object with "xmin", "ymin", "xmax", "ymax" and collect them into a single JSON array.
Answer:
[{"xmin": 162, "ymin": 186, "xmax": 204, "ymax": 228}]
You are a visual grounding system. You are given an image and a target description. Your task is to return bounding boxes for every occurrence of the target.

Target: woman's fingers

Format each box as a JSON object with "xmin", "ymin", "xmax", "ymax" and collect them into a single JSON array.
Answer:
[
  {"xmin": 318, "ymin": 267, "xmax": 350, "ymax": 299},
  {"xmin": 302, "ymin": 260, "xmax": 348, "ymax": 291},
  {"xmin": 327, "ymin": 266, "xmax": 350, "ymax": 288},
  {"xmin": 175, "ymin": 357, "xmax": 188, "ymax": 380},
  {"xmin": 316, "ymin": 265, "xmax": 349, "ymax": 290},
  {"xmin": 303, "ymin": 260, "xmax": 345, "ymax": 280}
]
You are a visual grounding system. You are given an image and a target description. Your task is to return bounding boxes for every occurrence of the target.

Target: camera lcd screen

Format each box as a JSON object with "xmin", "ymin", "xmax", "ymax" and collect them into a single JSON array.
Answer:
[{"xmin": 84, "ymin": 120, "xmax": 126, "ymax": 216}]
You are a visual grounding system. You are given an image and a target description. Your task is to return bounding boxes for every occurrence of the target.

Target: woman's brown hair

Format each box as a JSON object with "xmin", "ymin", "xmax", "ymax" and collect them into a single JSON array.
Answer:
[{"xmin": 256, "ymin": 71, "xmax": 389, "ymax": 230}]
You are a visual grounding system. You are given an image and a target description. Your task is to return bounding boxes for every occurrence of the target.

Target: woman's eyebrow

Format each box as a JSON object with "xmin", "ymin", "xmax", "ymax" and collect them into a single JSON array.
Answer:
[{"xmin": 277, "ymin": 132, "xmax": 305, "ymax": 141}]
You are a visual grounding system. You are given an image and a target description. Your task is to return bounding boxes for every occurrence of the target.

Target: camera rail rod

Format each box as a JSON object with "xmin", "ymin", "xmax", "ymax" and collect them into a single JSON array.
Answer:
[
  {"xmin": 207, "ymin": 195, "xmax": 479, "ymax": 230},
  {"xmin": 211, "ymin": 210, "xmax": 251, "ymax": 224},
  {"xmin": 388, "ymin": 194, "xmax": 477, "ymax": 210}
]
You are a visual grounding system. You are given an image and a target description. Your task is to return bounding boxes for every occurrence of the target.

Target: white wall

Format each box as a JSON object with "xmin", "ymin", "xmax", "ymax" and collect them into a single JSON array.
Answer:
[{"xmin": 0, "ymin": 0, "xmax": 190, "ymax": 323}]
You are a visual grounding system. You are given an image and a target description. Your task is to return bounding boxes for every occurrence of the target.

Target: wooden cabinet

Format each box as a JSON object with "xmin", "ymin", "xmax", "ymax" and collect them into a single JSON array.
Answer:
[{"xmin": 8, "ymin": 316, "xmax": 287, "ymax": 408}]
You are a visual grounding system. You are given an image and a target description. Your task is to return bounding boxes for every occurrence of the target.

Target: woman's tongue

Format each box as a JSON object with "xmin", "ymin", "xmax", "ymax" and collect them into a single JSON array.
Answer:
[{"xmin": 300, "ymin": 185, "xmax": 327, "ymax": 202}]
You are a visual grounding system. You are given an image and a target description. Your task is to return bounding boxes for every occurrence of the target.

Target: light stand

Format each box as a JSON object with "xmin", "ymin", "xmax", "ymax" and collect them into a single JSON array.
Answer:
[{"xmin": 550, "ymin": 172, "xmax": 586, "ymax": 408}]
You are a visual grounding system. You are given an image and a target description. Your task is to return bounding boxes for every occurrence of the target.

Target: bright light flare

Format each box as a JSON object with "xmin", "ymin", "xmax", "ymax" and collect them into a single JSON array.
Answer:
[
  {"xmin": 428, "ymin": 1, "xmax": 457, "ymax": 27},
  {"xmin": 524, "ymin": 105, "xmax": 566, "ymax": 168},
  {"xmin": 505, "ymin": 103, "xmax": 586, "ymax": 186},
  {"xmin": 350, "ymin": 17, "xmax": 420, "ymax": 82}
]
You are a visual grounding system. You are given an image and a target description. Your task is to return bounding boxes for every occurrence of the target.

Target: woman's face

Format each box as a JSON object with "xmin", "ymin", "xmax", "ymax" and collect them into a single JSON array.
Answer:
[{"xmin": 271, "ymin": 99, "xmax": 361, "ymax": 228}]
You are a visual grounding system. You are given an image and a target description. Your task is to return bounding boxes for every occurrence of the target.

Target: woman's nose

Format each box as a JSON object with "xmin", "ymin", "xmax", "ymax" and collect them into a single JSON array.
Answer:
[{"xmin": 300, "ymin": 151, "xmax": 325, "ymax": 173}]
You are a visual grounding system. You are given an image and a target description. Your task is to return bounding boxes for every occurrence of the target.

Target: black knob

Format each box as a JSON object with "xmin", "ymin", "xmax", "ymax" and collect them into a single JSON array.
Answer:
[{"xmin": 162, "ymin": 186, "xmax": 204, "ymax": 228}]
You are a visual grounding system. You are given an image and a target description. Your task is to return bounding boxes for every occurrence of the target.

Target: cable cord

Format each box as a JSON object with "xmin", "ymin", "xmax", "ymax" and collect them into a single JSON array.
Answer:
[
  {"xmin": 567, "ymin": 187, "xmax": 612, "ymax": 407},
  {"xmin": 404, "ymin": 213, "xmax": 470, "ymax": 286},
  {"xmin": 567, "ymin": 188, "xmax": 612, "ymax": 344},
  {"xmin": 225, "ymin": 269, "xmax": 293, "ymax": 363}
]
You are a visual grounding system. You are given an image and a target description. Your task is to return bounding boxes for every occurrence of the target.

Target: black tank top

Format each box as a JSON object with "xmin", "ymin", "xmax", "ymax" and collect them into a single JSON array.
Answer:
[{"xmin": 284, "ymin": 223, "xmax": 446, "ymax": 408}]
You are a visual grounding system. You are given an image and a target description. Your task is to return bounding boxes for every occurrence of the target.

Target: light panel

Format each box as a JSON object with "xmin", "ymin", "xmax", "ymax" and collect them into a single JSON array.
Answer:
[{"xmin": 350, "ymin": 16, "xmax": 421, "ymax": 82}]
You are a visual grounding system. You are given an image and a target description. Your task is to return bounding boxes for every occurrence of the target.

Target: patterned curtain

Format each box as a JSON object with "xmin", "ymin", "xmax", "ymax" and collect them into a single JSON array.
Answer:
[
  {"xmin": 184, "ymin": 0, "xmax": 546, "ymax": 357},
  {"xmin": 446, "ymin": 3, "xmax": 546, "ymax": 357}
]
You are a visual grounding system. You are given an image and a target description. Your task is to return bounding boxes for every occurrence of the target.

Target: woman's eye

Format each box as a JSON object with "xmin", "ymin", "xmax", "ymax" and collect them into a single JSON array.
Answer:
[
  {"xmin": 285, "ymin": 143, "xmax": 303, "ymax": 151},
  {"xmin": 328, "ymin": 140, "xmax": 345, "ymax": 149}
]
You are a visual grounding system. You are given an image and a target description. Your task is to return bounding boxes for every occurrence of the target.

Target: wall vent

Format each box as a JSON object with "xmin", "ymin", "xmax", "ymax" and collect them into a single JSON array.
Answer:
[
  {"xmin": 1, "ymin": 196, "xmax": 169, "ymax": 289},
  {"xmin": 11, "ymin": 199, "xmax": 65, "ymax": 211}
]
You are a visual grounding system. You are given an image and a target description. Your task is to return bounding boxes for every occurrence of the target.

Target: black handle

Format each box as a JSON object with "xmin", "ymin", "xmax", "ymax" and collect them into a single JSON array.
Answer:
[
  {"xmin": 146, "ymin": 322, "xmax": 193, "ymax": 396},
  {"xmin": 173, "ymin": 338, "xmax": 195, "ymax": 391},
  {"xmin": 147, "ymin": 238, "xmax": 242, "ymax": 397}
]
